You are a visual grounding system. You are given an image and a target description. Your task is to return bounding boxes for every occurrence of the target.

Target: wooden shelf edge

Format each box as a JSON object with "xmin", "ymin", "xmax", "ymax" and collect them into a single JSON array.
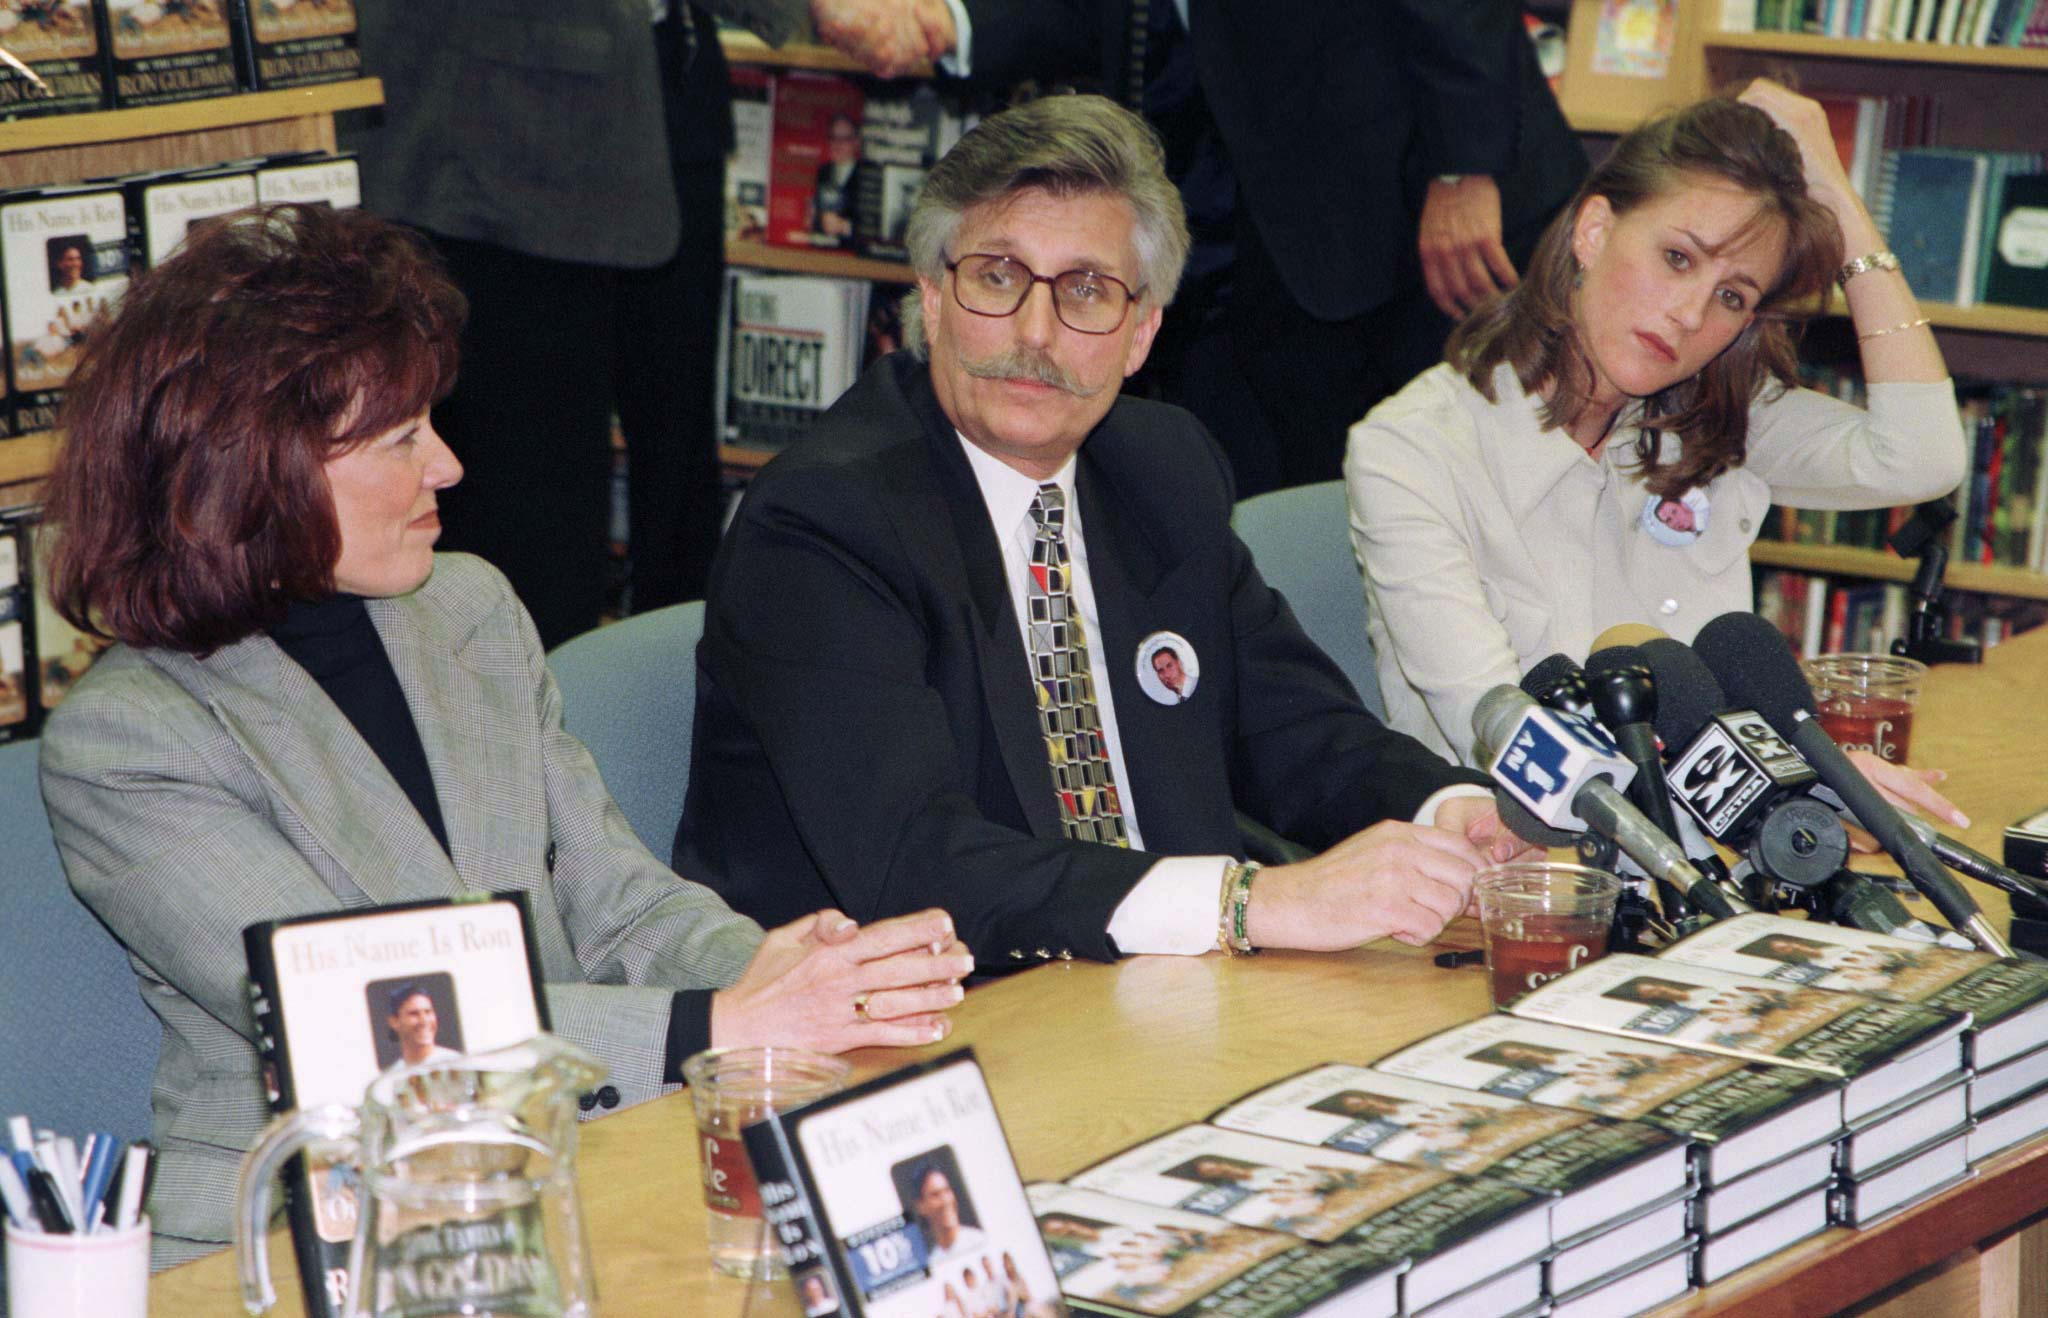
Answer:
[
  {"xmin": 726, "ymin": 239, "xmax": 915, "ymax": 284},
  {"xmin": 1752, "ymin": 541, "xmax": 2048, "ymax": 600},
  {"xmin": 0, "ymin": 431, "xmax": 58, "ymax": 488},
  {"xmin": 0, "ymin": 79, "xmax": 384, "ymax": 154},
  {"xmin": 719, "ymin": 31, "xmax": 930, "ymax": 78},
  {"xmin": 1704, "ymin": 31, "xmax": 2048, "ymax": 71}
]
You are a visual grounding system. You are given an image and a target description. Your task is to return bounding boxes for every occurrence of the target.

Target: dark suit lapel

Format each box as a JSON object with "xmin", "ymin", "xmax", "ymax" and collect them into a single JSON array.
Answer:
[
  {"xmin": 1076, "ymin": 442, "xmax": 1231, "ymax": 853},
  {"xmin": 905, "ymin": 370, "xmax": 1067, "ymax": 841}
]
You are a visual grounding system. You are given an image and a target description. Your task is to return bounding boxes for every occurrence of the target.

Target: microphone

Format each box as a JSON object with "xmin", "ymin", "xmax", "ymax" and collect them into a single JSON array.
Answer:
[
  {"xmin": 1691, "ymin": 613, "xmax": 2013, "ymax": 957},
  {"xmin": 1805, "ymin": 784, "xmax": 2048, "ymax": 905},
  {"xmin": 1582, "ymin": 644, "xmax": 1695, "ymax": 919},
  {"xmin": 1639, "ymin": 638, "xmax": 1952, "ymax": 942},
  {"xmin": 1472, "ymin": 686, "xmax": 1748, "ymax": 921},
  {"xmin": 1520, "ymin": 652, "xmax": 1592, "ymax": 716}
]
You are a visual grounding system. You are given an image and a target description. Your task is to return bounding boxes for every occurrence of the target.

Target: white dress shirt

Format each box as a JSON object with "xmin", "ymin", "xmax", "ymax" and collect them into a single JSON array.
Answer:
[{"xmin": 959, "ymin": 435, "xmax": 1479, "ymax": 955}]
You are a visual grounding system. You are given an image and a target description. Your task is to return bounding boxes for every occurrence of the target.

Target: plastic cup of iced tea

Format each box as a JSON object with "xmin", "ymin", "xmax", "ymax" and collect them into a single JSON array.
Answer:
[
  {"xmin": 1801, "ymin": 652, "xmax": 1927, "ymax": 765},
  {"xmin": 1476, "ymin": 863, "xmax": 1621, "ymax": 1008}
]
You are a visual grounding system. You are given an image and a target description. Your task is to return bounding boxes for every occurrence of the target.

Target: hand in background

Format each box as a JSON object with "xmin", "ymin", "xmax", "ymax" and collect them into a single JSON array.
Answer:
[
  {"xmin": 1737, "ymin": 78, "xmax": 1865, "ymax": 221},
  {"xmin": 811, "ymin": 0, "xmax": 955, "ymax": 78},
  {"xmin": 711, "ymin": 907, "xmax": 971, "ymax": 1052},
  {"xmin": 1435, "ymin": 792, "xmax": 1544, "ymax": 867},
  {"xmin": 1417, "ymin": 175, "xmax": 1516, "ymax": 320},
  {"xmin": 1839, "ymin": 749, "xmax": 1969, "ymax": 853}
]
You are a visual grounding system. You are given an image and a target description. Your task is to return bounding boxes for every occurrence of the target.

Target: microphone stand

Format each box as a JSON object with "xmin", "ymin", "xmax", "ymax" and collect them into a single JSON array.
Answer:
[{"xmin": 1888, "ymin": 501, "xmax": 1981, "ymax": 667}]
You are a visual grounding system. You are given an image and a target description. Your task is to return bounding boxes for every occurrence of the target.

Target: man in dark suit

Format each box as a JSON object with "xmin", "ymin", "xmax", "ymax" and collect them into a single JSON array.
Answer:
[
  {"xmin": 679, "ymin": 95, "xmax": 1531, "ymax": 969},
  {"xmin": 935, "ymin": 0, "xmax": 1589, "ymax": 493}
]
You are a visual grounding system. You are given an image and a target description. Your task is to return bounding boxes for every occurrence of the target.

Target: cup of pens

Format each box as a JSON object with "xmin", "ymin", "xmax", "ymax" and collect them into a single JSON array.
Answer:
[{"xmin": 4, "ymin": 1123, "xmax": 152, "ymax": 1318}]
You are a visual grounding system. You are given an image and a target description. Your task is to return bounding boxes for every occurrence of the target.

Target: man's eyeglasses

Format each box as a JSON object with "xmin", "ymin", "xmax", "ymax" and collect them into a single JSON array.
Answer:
[{"xmin": 944, "ymin": 254, "xmax": 1140, "ymax": 335}]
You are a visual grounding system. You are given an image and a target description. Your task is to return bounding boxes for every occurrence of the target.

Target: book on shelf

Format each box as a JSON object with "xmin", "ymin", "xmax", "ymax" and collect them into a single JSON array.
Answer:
[
  {"xmin": 0, "ymin": 505, "xmax": 31, "ymax": 742},
  {"xmin": 718, "ymin": 268, "xmax": 871, "ymax": 455},
  {"xmin": 1205, "ymin": 1061, "xmax": 1690, "ymax": 1243},
  {"xmin": 1027, "ymin": 1181, "xmax": 1403, "ymax": 1318},
  {"xmin": 740, "ymin": 1049, "xmax": 1063, "ymax": 1318},
  {"xmin": 0, "ymin": 182, "xmax": 132, "ymax": 435},
  {"xmin": 230, "ymin": 0, "xmax": 363, "ymax": 91},
  {"xmin": 1982, "ymin": 172, "xmax": 2048, "ymax": 310},
  {"xmin": 1654, "ymin": 911, "xmax": 2048, "ymax": 1069},
  {"xmin": 0, "ymin": 0, "xmax": 108, "ymax": 120},
  {"xmin": 1062, "ymin": 1123, "xmax": 1548, "ymax": 1317},
  {"xmin": 254, "ymin": 150, "xmax": 363, "ymax": 209},
  {"xmin": 100, "ymin": 0, "xmax": 242, "ymax": 109},
  {"xmin": 852, "ymin": 83, "xmax": 972, "ymax": 263},
  {"xmin": 1736, "ymin": 0, "xmax": 2048, "ymax": 41},
  {"xmin": 1505, "ymin": 952, "xmax": 1970, "ymax": 1123},
  {"xmin": 1369, "ymin": 1012, "xmax": 1843, "ymax": 1186},
  {"xmin": 241, "ymin": 892, "xmax": 551, "ymax": 1318},
  {"xmin": 726, "ymin": 65, "xmax": 774, "ymax": 243},
  {"xmin": 767, "ymin": 70, "xmax": 867, "ymax": 252},
  {"xmin": 125, "ymin": 162, "xmax": 259, "ymax": 269}
]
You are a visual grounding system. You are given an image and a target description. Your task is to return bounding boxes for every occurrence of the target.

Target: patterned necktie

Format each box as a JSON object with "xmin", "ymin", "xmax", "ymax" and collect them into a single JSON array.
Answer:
[{"xmin": 1025, "ymin": 484, "xmax": 1129, "ymax": 846}]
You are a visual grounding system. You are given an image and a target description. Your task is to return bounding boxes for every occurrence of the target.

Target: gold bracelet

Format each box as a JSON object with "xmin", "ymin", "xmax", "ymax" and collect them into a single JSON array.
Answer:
[
  {"xmin": 1837, "ymin": 249, "xmax": 1900, "ymax": 287},
  {"xmin": 1216, "ymin": 861, "xmax": 1260, "ymax": 956},
  {"xmin": 1857, "ymin": 316, "xmax": 1931, "ymax": 343}
]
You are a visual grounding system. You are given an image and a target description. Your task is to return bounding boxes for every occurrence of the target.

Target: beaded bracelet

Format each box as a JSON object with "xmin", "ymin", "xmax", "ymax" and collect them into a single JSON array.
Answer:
[{"xmin": 1857, "ymin": 316, "xmax": 1931, "ymax": 343}]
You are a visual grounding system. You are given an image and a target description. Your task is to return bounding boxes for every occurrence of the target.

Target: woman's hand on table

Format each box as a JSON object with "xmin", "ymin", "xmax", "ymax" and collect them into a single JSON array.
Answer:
[
  {"xmin": 711, "ymin": 907, "xmax": 972, "ymax": 1052},
  {"xmin": 1840, "ymin": 749, "xmax": 1969, "ymax": 853}
]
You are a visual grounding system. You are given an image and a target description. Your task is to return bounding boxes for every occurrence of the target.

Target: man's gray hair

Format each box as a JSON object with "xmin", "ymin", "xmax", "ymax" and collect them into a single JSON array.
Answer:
[{"xmin": 899, "ymin": 94, "xmax": 1190, "ymax": 358}]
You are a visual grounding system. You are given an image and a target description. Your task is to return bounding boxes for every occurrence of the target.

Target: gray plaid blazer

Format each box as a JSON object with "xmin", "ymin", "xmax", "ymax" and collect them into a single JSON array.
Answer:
[{"xmin": 39, "ymin": 553, "xmax": 762, "ymax": 1264}]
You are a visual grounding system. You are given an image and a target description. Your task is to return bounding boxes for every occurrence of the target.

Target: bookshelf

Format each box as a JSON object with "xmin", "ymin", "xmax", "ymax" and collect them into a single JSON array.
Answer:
[
  {"xmin": 1751, "ymin": 541, "xmax": 2048, "ymax": 601},
  {"xmin": 0, "ymin": 78, "xmax": 384, "ymax": 501},
  {"xmin": 726, "ymin": 237, "xmax": 912, "ymax": 284}
]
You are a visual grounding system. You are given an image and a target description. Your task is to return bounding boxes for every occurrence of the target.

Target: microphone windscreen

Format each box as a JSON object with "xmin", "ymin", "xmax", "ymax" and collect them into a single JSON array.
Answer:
[
  {"xmin": 1494, "ymin": 787, "xmax": 1579, "ymax": 848},
  {"xmin": 1472, "ymin": 684, "xmax": 1535, "ymax": 759},
  {"xmin": 1583, "ymin": 643, "xmax": 1646, "ymax": 677},
  {"xmin": 1691, "ymin": 612, "xmax": 1819, "ymax": 730},
  {"xmin": 1520, "ymin": 652, "xmax": 1583, "ymax": 701},
  {"xmin": 1638, "ymin": 638, "xmax": 1726, "ymax": 746},
  {"xmin": 1590, "ymin": 622, "xmax": 1669, "ymax": 652}
]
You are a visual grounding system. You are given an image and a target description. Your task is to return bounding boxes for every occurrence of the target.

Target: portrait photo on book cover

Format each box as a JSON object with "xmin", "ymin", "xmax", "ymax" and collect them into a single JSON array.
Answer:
[
  {"xmin": 368, "ymin": 971, "xmax": 467, "ymax": 1070},
  {"xmin": 1037, "ymin": 1205, "xmax": 1288, "ymax": 1315},
  {"xmin": 796, "ymin": 1267, "xmax": 842, "ymax": 1317}
]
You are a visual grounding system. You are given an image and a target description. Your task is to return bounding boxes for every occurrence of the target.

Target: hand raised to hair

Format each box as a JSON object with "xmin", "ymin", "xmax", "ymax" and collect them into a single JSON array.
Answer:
[
  {"xmin": 1737, "ymin": 78, "xmax": 1862, "ymax": 218},
  {"xmin": 711, "ymin": 907, "xmax": 971, "ymax": 1053}
]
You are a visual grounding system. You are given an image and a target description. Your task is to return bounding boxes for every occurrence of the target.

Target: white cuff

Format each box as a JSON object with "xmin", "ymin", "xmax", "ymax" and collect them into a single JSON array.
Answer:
[
  {"xmin": 937, "ymin": 0, "xmax": 971, "ymax": 75},
  {"xmin": 1414, "ymin": 783, "xmax": 1491, "ymax": 829},
  {"xmin": 1106, "ymin": 856, "xmax": 1233, "ymax": 956}
]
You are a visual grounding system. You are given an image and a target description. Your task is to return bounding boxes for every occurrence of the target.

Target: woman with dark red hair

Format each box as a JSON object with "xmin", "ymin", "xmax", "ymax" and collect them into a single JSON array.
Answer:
[{"xmin": 37, "ymin": 205, "xmax": 968, "ymax": 1267}]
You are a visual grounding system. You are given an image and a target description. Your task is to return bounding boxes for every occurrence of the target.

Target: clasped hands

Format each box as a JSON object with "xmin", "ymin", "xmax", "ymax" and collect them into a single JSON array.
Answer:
[
  {"xmin": 712, "ymin": 907, "xmax": 973, "ymax": 1053},
  {"xmin": 808, "ymin": 0, "xmax": 956, "ymax": 79}
]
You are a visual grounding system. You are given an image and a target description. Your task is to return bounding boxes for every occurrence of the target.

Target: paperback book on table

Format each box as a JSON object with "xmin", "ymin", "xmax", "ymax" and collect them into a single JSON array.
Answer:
[
  {"xmin": 1062, "ymin": 1124, "xmax": 1547, "ymax": 1316},
  {"xmin": 740, "ymin": 1049, "xmax": 1061, "ymax": 1318},
  {"xmin": 1027, "ymin": 1182, "xmax": 1401, "ymax": 1318},
  {"xmin": 1370, "ymin": 1013, "xmax": 1841, "ymax": 1186},
  {"xmin": 1206, "ymin": 1061, "xmax": 1690, "ymax": 1243},
  {"xmin": 241, "ymin": 893, "xmax": 552, "ymax": 1318},
  {"xmin": 1654, "ymin": 912, "xmax": 2048, "ymax": 1069},
  {"xmin": 1505, "ymin": 952, "xmax": 1969, "ymax": 1123}
]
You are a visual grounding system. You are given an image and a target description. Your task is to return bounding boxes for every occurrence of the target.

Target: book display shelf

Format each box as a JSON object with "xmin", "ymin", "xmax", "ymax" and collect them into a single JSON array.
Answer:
[{"xmin": 0, "ymin": 78, "xmax": 384, "ymax": 504}]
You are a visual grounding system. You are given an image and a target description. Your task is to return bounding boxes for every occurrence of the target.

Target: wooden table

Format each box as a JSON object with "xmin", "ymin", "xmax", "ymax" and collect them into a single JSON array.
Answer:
[{"xmin": 151, "ymin": 629, "xmax": 2048, "ymax": 1317}]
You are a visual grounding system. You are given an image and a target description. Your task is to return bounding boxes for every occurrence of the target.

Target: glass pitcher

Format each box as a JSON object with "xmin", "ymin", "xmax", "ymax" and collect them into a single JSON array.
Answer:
[{"xmin": 236, "ymin": 1034, "xmax": 605, "ymax": 1318}]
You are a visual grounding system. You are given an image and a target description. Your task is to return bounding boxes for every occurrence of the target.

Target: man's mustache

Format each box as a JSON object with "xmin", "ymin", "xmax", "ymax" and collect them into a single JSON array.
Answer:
[{"xmin": 959, "ymin": 347, "xmax": 1105, "ymax": 398}]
